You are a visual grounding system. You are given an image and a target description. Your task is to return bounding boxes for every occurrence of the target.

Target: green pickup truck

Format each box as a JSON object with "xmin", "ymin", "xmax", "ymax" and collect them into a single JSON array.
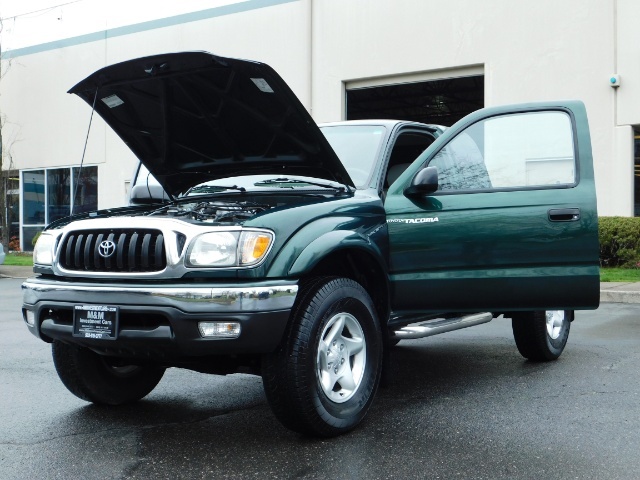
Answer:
[{"xmin": 21, "ymin": 52, "xmax": 599, "ymax": 437}]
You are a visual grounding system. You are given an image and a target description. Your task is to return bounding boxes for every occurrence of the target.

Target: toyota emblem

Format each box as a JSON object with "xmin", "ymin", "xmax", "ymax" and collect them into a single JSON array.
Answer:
[{"xmin": 98, "ymin": 240, "xmax": 116, "ymax": 258}]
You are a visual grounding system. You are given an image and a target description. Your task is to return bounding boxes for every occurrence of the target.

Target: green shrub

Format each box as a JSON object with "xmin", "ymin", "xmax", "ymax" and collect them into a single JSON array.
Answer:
[
  {"xmin": 599, "ymin": 216, "xmax": 640, "ymax": 268},
  {"xmin": 32, "ymin": 231, "xmax": 42, "ymax": 247}
]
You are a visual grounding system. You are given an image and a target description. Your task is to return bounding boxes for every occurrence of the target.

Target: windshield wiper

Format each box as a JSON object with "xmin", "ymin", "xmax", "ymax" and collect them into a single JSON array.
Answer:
[
  {"xmin": 185, "ymin": 184, "xmax": 247, "ymax": 196},
  {"xmin": 255, "ymin": 178, "xmax": 349, "ymax": 192}
]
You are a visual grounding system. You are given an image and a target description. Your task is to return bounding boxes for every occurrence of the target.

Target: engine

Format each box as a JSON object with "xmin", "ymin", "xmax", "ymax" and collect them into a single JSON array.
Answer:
[{"xmin": 154, "ymin": 200, "xmax": 270, "ymax": 224}]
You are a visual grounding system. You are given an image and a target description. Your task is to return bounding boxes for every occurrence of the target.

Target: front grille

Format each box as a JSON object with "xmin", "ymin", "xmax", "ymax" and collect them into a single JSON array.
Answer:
[{"xmin": 58, "ymin": 229, "xmax": 166, "ymax": 272}]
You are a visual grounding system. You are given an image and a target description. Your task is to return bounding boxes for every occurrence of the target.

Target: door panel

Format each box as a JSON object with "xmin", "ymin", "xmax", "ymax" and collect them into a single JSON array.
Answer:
[{"xmin": 385, "ymin": 101, "xmax": 599, "ymax": 315}]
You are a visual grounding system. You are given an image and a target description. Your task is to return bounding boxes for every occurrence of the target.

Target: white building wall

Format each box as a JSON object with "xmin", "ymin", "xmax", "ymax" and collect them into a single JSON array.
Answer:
[
  {"xmin": 1, "ymin": 0, "xmax": 312, "ymax": 213},
  {"xmin": 310, "ymin": 0, "xmax": 620, "ymax": 214},
  {"xmin": 1, "ymin": 0, "xmax": 638, "ymax": 232}
]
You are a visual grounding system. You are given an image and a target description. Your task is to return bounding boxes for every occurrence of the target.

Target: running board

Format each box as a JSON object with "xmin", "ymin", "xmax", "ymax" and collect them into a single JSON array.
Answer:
[{"xmin": 391, "ymin": 312, "xmax": 493, "ymax": 340}]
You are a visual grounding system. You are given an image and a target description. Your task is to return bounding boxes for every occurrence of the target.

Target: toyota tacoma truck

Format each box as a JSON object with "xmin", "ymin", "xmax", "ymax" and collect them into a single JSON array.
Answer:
[{"xmin": 21, "ymin": 52, "xmax": 599, "ymax": 437}]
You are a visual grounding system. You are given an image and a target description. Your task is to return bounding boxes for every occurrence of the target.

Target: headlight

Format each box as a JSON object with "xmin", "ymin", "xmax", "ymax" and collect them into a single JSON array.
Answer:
[
  {"xmin": 239, "ymin": 231, "xmax": 273, "ymax": 266},
  {"xmin": 186, "ymin": 230, "xmax": 273, "ymax": 268},
  {"xmin": 33, "ymin": 233, "xmax": 56, "ymax": 265}
]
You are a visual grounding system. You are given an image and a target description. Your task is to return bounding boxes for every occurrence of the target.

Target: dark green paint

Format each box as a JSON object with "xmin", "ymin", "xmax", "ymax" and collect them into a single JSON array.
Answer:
[
  {"xmin": 236, "ymin": 101, "xmax": 599, "ymax": 319},
  {"xmin": 384, "ymin": 101, "xmax": 599, "ymax": 314}
]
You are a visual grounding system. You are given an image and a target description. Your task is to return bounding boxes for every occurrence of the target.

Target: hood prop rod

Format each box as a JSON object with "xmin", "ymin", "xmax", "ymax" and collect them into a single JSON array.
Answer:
[{"xmin": 71, "ymin": 87, "xmax": 99, "ymax": 216}]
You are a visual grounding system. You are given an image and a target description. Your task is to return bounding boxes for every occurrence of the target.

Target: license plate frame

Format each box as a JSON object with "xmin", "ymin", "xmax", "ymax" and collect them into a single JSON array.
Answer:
[{"xmin": 72, "ymin": 305, "xmax": 119, "ymax": 340}]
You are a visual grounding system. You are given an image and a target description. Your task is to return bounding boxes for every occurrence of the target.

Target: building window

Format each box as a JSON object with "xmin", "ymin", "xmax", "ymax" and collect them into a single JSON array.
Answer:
[
  {"xmin": 2, "ymin": 173, "xmax": 20, "ymax": 247},
  {"xmin": 20, "ymin": 166, "xmax": 98, "ymax": 250},
  {"xmin": 47, "ymin": 168, "xmax": 72, "ymax": 223},
  {"xmin": 72, "ymin": 166, "xmax": 98, "ymax": 215}
]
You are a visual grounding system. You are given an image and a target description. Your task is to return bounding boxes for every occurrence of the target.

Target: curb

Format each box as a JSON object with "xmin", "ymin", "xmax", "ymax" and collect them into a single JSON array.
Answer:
[
  {"xmin": 599, "ymin": 290, "xmax": 640, "ymax": 304},
  {"xmin": 0, "ymin": 265, "xmax": 33, "ymax": 279}
]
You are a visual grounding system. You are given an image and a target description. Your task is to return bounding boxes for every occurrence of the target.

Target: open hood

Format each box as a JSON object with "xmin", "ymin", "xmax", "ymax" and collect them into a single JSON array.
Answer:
[{"xmin": 69, "ymin": 51, "xmax": 354, "ymax": 196}]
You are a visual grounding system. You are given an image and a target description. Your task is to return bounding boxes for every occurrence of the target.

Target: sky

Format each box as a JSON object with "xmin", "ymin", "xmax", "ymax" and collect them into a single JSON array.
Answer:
[{"xmin": 0, "ymin": 0, "xmax": 245, "ymax": 51}]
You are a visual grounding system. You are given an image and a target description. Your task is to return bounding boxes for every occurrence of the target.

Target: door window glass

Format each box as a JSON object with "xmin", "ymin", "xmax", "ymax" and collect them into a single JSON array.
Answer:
[{"xmin": 429, "ymin": 111, "xmax": 575, "ymax": 191}]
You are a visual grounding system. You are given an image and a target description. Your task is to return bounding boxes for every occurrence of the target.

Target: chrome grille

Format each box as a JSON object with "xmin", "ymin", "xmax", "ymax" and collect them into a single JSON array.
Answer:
[{"xmin": 58, "ymin": 229, "xmax": 166, "ymax": 272}]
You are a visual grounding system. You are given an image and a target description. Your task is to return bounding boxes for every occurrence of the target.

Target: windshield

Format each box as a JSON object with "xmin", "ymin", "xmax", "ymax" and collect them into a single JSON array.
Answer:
[
  {"xmin": 183, "ymin": 175, "xmax": 346, "ymax": 197},
  {"xmin": 134, "ymin": 163, "xmax": 349, "ymax": 198},
  {"xmin": 320, "ymin": 125, "xmax": 386, "ymax": 188}
]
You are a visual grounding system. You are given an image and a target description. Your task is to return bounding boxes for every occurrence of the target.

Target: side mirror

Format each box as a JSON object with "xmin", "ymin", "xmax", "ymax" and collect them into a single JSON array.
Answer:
[
  {"xmin": 129, "ymin": 184, "xmax": 168, "ymax": 205},
  {"xmin": 404, "ymin": 166, "xmax": 438, "ymax": 197}
]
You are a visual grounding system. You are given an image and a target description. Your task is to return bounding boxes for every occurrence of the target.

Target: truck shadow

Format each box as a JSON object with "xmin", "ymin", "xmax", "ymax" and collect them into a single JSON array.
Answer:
[
  {"xmin": 65, "ymin": 334, "xmax": 562, "ymax": 434},
  {"xmin": 49, "ymin": 336, "xmax": 592, "ymax": 478},
  {"xmin": 10, "ymin": 309, "xmax": 615, "ymax": 479}
]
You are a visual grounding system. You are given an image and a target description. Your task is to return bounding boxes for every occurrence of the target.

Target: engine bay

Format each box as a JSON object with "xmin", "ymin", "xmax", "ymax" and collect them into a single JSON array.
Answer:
[
  {"xmin": 153, "ymin": 200, "xmax": 270, "ymax": 223},
  {"xmin": 144, "ymin": 193, "xmax": 328, "ymax": 225}
]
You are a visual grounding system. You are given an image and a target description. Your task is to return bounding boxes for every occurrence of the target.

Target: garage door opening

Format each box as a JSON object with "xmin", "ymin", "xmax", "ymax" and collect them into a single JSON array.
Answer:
[{"xmin": 346, "ymin": 75, "xmax": 484, "ymax": 127}]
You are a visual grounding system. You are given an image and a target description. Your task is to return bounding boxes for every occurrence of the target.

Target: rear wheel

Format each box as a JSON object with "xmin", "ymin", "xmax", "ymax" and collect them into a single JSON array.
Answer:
[
  {"xmin": 52, "ymin": 340, "xmax": 165, "ymax": 405},
  {"xmin": 262, "ymin": 277, "xmax": 383, "ymax": 437},
  {"xmin": 512, "ymin": 310, "xmax": 572, "ymax": 361}
]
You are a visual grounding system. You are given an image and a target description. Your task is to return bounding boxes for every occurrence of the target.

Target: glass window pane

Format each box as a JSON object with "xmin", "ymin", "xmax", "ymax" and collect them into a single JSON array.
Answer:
[
  {"xmin": 22, "ymin": 226, "xmax": 44, "ymax": 252},
  {"xmin": 321, "ymin": 125, "xmax": 386, "ymax": 188},
  {"xmin": 484, "ymin": 112, "xmax": 575, "ymax": 187},
  {"xmin": 22, "ymin": 170, "xmax": 45, "ymax": 225},
  {"xmin": 430, "ymin": 131, "xmax": 491, "ymax": 190},
  {"xmin": 429, "ymin": 111, "xmax": 575, "ymax": 192},
  {"xmin": 47, "ymin": 168, "xmax": 71, "ymax": 223},
  {"xmin": 72, "ymin": 166, "xmax": 98, "ymax": 214},
  {"xmin": 1, "ymin": 175, "xmax": 20, "ymax": 242}
]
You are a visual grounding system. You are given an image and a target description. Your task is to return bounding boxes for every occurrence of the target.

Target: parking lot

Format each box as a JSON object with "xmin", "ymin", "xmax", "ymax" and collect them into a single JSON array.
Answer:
[{"xmin": 2, "ymin": 275, "xmax": 639, "ymax": 479}]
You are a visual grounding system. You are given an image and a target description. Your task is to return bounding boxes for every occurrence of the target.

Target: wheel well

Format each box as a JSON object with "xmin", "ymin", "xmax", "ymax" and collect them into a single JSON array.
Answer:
[{"xmin": 302, "ymin": 249, "xmax": 390, "ymax": 326}]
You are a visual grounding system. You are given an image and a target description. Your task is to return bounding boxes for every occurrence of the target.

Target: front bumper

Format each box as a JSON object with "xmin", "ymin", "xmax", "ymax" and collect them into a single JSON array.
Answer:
[{"xmin": 22, "ymin": 277, "xmax": 298, "ymax": 359}]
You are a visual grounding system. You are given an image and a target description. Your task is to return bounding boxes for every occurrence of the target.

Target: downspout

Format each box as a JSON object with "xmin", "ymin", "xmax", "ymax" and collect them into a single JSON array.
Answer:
[{"xmin": 613, "ymin": 0, "xmax": 618, "ymax": 125}]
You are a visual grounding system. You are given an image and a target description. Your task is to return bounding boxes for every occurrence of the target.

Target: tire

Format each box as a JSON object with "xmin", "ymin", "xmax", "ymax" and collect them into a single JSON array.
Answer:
[
  {"xmin": 385, "ymin": 335, "xmax": 401, "ymax": 348},
  {"xmin": 511, "ymin": 310, "xmax": 572, "ymax": 361},
  {"xmin": 52, "ymin": 340, "xmax": 165, "ymax": 405},
  {"xmin": 262, "ymin": 277, "xmax": 383, "ymax": 437}
]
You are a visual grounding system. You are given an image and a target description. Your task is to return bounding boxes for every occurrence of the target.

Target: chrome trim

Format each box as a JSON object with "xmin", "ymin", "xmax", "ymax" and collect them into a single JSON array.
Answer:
[
  {"xmin": 45, "ymin": 217, "xmax": 275, "ymax": 279},
  {"xmin": 22, "ymin": 279, "xmax": 298, "ymax": 313},
  {"xmin": 545, "ymin": 310, "xmax": 565, "ymax": 339},
  {"xmin": 392, "ymin": 312, "xmax": 493, "ymax": 339}
]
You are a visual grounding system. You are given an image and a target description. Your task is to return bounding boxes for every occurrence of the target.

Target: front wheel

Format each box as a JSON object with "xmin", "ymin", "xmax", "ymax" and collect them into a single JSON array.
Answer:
[
  {"xmin": 511, "ymin": 310, "xmax": 572, "ymax": 361},
  {"xmin": 262, "ymin": 277, "xmax": 383, "ymax": 437},
  {"xmin": 52, "ymin": 340, "xmax": 165, "ymax": 405}
]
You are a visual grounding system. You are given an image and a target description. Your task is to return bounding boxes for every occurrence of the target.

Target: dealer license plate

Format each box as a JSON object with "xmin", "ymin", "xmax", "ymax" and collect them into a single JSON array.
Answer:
[{"xmin": 73, "ymin": 305, "xmax": 119, "ymax": 340}]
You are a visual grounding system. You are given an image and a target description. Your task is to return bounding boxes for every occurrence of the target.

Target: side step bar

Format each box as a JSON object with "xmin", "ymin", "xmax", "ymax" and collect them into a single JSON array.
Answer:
[{"xmin": 391, "ymin": 312, "xmax": 493, "ymax": 340}]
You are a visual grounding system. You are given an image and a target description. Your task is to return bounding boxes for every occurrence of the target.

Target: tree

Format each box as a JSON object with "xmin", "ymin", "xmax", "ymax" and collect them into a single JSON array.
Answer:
[
  {"xmin": 0, "ymin": 15, "xmax": 17, "ymax": 249},
  {"xmin": 0, "ymin": 16, "xmax": 6, "ymax": 248}
]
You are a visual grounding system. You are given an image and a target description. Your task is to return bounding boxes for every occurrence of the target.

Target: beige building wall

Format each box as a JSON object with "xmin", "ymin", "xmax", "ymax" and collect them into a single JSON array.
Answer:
[
  {"xmin": 1, "ymin": 0, "xmax": 312, "ymax": 214},
  {"xmin": 1, "ymin": 0, "xmax": 639, "ymax": 237},
  {"xmin": 310, "ymin": 0, "xmax": 622, "ymax": 214}
]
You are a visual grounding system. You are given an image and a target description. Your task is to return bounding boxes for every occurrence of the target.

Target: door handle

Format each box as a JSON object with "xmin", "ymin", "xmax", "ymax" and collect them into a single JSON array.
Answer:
[{"xmin": 548, "ymin": 208, "xmax": 580, "ymax": 222}]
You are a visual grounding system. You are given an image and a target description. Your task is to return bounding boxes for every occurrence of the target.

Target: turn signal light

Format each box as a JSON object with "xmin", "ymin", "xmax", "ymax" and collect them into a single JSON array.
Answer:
[{"xmin": 198, "ymin": 321, "xmax": 241, "ymax": 338}]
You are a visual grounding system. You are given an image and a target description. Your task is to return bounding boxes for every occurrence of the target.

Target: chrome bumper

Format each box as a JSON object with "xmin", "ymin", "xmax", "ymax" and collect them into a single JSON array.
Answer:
[{"xmin": 22, "ymin": 278, "xmax": 298, "ymax": 313}]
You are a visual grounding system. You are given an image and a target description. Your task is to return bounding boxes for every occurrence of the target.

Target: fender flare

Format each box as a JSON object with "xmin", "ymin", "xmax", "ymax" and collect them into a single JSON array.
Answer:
[{"xmin": 287, "ymin": 230, "xmax": 387, "ymax": 277}]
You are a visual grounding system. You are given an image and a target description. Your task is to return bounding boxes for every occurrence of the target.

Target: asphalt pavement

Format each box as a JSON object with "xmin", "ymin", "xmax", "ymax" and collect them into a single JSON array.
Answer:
[
  {"xmin": 3, "ymin": 264, "xmax": 639, "ymax": 304},
  {"xmin": 2, "ymin": 274, "xmax": 640, "ymax": 479}
]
